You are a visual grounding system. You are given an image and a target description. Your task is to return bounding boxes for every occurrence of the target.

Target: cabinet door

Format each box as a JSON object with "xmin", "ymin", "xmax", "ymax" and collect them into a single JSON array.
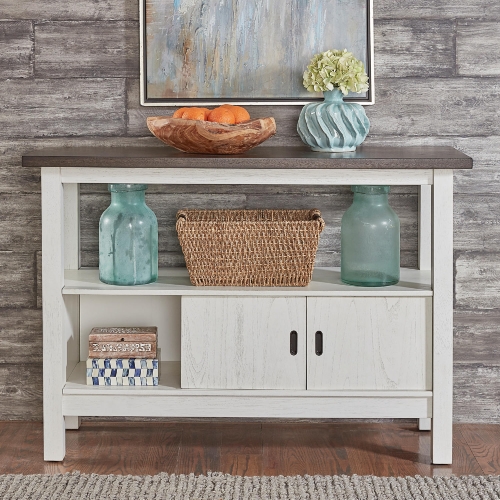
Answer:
[
  {"xmin": 181, "ymin": 296, "xmax": 306, "ymax": 389},
  {"xmin": 307, "ymin": 297, "xmax": 432, "ymax": 391}
]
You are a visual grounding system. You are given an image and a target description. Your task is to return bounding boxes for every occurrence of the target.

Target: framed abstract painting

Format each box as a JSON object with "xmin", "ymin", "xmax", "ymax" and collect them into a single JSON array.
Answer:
[{"xmin": 140, "ymin": 0, "xmax": 374, "ymax": 106}]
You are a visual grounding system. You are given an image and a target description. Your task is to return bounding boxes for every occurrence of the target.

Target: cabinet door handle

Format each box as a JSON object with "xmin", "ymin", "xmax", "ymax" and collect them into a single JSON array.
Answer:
[
  {"xmin": 315, "ymin": 331, "xmax": 323, "ymax": 356},
  {"xmin": 290, "ymin": 331, "xmax": 298, "ymax": 356}
]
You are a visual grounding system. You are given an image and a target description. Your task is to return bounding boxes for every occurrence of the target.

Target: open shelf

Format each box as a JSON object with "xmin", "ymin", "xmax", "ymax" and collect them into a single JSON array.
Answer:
[
  {"xmin": 64, "ymin": 267, "xmax": 432, "ymax": 297},
  {"xmin": 64, "ymin": 361, "xmax": 432, "ymax": 399}
]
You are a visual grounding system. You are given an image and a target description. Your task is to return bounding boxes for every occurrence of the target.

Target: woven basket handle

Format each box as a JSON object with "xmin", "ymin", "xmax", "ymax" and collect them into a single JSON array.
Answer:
[
  {"xmin": 309, "ymin": 209, "xmax": 325, "ymax": 232},
  {"xmin": 176, "ymin": 210, "xmax": 188, "ymax": 222}
]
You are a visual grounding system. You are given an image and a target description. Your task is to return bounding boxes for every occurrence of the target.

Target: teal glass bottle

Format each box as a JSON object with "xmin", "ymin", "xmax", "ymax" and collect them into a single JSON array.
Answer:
[
  {"xmin": 341, "ymin": 185, "xmax": 400, "ymax": 286},
  {"xmin": 99, "ymin": 184, "xmax": 158, "ymax": 285}
]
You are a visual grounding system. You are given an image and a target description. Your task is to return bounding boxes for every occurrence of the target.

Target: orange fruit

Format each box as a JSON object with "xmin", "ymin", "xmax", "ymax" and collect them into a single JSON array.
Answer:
[
  {"xmin": 173, "ymin": 107, "xmax": 188, "ymax": 118},
  {"xmin": 207, "ymin": 106, "xmax": 236, "ymax": 125},
  {"xmin": 220, "ymin": 104, "xmax": 250, "ymax": 123},
  {"xmin": 200, "ymin": 107, "xmax": 211, "ymax": 120},
  {"xmin": 181, "ymin": 107, "xmax": 207, "ymax": 121}
]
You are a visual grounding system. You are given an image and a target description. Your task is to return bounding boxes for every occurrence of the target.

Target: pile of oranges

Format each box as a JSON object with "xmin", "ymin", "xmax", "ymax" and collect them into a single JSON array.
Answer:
[{"xmin": 173, "ymin": 104, "xmax": 250, "ymax": 125}]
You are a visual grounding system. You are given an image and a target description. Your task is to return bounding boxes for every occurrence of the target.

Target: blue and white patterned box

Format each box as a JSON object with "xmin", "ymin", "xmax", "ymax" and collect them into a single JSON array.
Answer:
[{"xmin": 86, "ymin": 358, "xmax": 159, "ymax": 386}]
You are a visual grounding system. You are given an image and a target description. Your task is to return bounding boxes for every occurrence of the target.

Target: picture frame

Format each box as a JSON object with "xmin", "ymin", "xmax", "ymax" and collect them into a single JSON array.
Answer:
[{"xmin": 140, "ymin": 0, "xmax": 374, "ymax": 106}]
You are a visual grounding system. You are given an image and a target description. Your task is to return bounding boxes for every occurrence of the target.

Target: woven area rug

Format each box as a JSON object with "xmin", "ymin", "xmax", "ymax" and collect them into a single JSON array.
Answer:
[{"xmin": 0, "ymin": 472, "xmax": 499, "ymax": 499}]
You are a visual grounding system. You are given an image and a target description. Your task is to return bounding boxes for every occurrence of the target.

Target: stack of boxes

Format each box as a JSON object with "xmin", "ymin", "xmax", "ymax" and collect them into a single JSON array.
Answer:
[{"xmin": 86, "ymin": 327, "xmax": 159, "ymax": 386}]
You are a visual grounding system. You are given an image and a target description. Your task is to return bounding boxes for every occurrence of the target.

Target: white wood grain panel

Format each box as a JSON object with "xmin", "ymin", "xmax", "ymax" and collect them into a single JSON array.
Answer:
[
  {"xmin": 64, "ymin": 267, "xmax": 432, "ymax": 296},
  {"xmin": 41, "ymin": 167, "xmax": 66, "ymax": 461},
  {"xmin": 418, "ymin": 185, "xmax": 432, "ymax": 270},
  {"xmin": 419, "ymin": 418, "xmax": 432, "ymax": 431},
  {"xmin": 432, "ymin": 170, "xmax": 454, "ymax": 464},
  {"xmin": 60, "ymin": 168, "xmax": 433, "ymax": 186},
  {"xmin": 307, "ymin": 297, "xmax": 432, "ymax": 391},
  {"xmin": 63, "ymin": 393, "xmax": 431, "ymax": 419},
  {"xmin": 65, "ymin": 361, "xmax": 432, "ymax": 398},
  {"xmin": 63, "ymin": 183, "xmax": 80, "ymax": 400},
  {"xmin": 65, "ymin": 416, "xmax": 81, "ymax": 430},
  {"xmin": 181, "ymin": 296, "xmax": 306, "ymax": 389}
]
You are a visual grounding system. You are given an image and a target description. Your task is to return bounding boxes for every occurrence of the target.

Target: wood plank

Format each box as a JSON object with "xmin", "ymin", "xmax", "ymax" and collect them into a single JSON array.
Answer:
[
  {"xmin": 0, "ymin": 138, "xmax": 158, "ymax": 194},
  {"xmin": 431, "ymin": 170, "xmax": 454, "ymax": 464},
  {"xmin": 454, "ymin": 310, "xmax": 500, "ymax": 365},
  {"xmin": 175, "ymin": 424, "xmax": 221, "ymax": 475},
  {"xmin": 455, "ymin": 252, "xmax": 500, "ymax": 309},
  {"xmin": 219, "ymin": 423, "xmax": 263, "ymax": 476},
  {"xmin": 65, "ymin": 422, "xmax": 182, "ymax": 475},
  {"xmin": 0, "ymin": 252, "xmax": 36, "ymax": 308},
  {"xmin": 41, "ymin": 167, "xmax": 66, "ymax": 460},
  {"xmin": 365, "ymin": 78, "xmax": 500, "ymax": 137},
  {"xmin": 181, "ymin": 297, "xmax": 306, "ymax": 390},
  {"xmin": 454, "ymin": 364, "xmax": 500, "ymax": 424},
  {"xmin": 375, "ymin": 0, "xmax": 500, "ymax": 19},
  {"xmin": 455, "ymin": 195, "xmax": 500, "ymax": 252},
  {"xmin": 0, "ymin": 194, "xmax": 41, "ymax": 252},
  {"xmin": 0, "ymin": 309, "xmax": 42, "ymax": 364},
  {"xmin": 375, "ymin": 20, "xmax": 455, "ymax": 77},
  {"xmin": 262, "ymin": 423, "xmax": 310, "ymax": 476},
  {"xmin": 457, "ymin": 22, "xmax": 500, "ymax": 76},
  {"xmin": 22, "ymin": 145, "xmax": 473, "ymax": 169},
  {"xmin": 452, "ymin": 426, "xmax": 485, "ymax": 475},
  {"xmin": 36, "ymin": 250, "xmax": 42, "ymax": 309},
  {"xmin": 0, "ymin": 79, "xmax": 126, "ymax": 139},
  {"xmin": 35, "ymin": 21, "xmax": 139, "ymax": 78},
  {"xmin": 1, "ymin": 0, "xmax": 138, "ymax": 20},
  {"xmin": 458, "ymin": 424, "xmax": 500, "ymax": 474},
  {"xmin": 307, "ymin": 297, "xmax": 432, "ymax": 391},
  {"xmin": 0, "ymin": 21, "xmax": 33, "ymax": 78},
  {"xmin": 0, "ymin": 364, "xmax": 42, "ymax": 419},
  {"xmin": 0, "ymin": 422, "xmax": 497, "ymax": 475}
]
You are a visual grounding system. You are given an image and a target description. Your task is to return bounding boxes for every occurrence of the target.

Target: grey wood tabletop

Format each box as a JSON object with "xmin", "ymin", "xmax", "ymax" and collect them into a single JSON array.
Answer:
[{"xmin": 22, "ymin": 145, "xmax": 473, "ymax": 169}]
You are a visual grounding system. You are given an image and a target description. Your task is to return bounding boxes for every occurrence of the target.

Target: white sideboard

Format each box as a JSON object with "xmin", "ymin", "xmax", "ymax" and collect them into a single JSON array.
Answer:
[{"xmin": 24, "ymin": 145, "xmax": 473, "ymax": 463}]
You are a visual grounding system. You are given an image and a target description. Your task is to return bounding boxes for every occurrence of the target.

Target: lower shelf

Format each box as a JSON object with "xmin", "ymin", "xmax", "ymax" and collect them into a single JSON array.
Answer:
[{"xmin": 62, "ymin": 362, "xmax": 432, "ymax": 419}]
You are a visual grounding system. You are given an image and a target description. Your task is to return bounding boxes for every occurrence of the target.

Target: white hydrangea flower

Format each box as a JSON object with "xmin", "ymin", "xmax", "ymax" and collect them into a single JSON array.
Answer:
[{"xmin": 302, "ymin": 49, "xmax": 369, "ymax": 95}]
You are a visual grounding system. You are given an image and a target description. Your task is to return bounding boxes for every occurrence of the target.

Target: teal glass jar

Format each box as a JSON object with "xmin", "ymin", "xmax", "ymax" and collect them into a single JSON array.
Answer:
[
  {"xmin": 99, "ymin": 184, "xmax": 158, "ymax": 285},
  {"xmin": 341, "ymin": 185, "xmax": 400, "ymax": 286}
]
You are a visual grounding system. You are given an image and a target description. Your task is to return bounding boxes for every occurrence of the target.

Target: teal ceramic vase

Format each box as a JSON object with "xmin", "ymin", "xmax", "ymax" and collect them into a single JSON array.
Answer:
[
  {"xmin": 99, "ymin": 184, "xmax": 158, "ymax": 285},
  {"xmin": 297, "ymin": 89, "xmax": 370, "ymax": 152},
  {"xmin": 341, "ymin": 185, "xmax": 400, "ymax": 287}
]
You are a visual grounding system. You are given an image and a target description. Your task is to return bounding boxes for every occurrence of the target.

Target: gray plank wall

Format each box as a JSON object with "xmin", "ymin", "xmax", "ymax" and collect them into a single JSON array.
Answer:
[{"xmin": 0, "ymin": 1, "xmax": 499, "ymax": 422}]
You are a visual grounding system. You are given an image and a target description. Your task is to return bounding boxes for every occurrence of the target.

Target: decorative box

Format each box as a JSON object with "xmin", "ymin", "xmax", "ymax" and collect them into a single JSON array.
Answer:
[
  {"xmin": 86, "ymin": 358, "xmax": 159, "ymax": 386},
  {"xmin": 88, "ymin": 326, "xmax": 157, "ymax": 359}
]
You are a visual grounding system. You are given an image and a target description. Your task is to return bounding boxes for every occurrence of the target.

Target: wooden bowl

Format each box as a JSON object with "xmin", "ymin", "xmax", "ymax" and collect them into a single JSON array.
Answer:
[{"xmin": 147, "ymin": 116, "xmax": 276, "ymax": 155}]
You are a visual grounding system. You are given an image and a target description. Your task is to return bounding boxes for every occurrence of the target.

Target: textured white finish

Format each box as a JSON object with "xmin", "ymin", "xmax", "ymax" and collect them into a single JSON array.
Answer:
[
  {"xmin": 181, "ymin": 297, "xmax": 306, "ymax": 389},
  {"xmin": 63, "ymin": 183, "xmax": 81, "ymax": 423},
  {"xmin": 41, "ymin": 163, "xmax": 455, "ymax": 463},
  {"xmin": 80, "ymin": 295, "xmax": 180, "ymax": 362},
  {"xmin": 41, "ymin": 168, "xmax": 66, "ymax": 461},
  {"xmin": 65, "ymin": 361, "xmax": 432, "ymax": 398},
  {"xmin": 432, "ymin": 170, "xmax": 454, "ymax": 464},
  {"xmin": 307, "ymin": 297, "xmax": 432, "ymax": 391},
  {"xmin": 65, "ymin": 416, "xmax": 81, "ymax": 430},
  {"xmin": 64, "ymin": 267, "xmax": 432, "ymax": 297},
  {"xmin": 63, "ymin": 364, "xmax": 431, "ymax": 418},
  {"xmin": 60, "ymin": 168, "xmax": 433, "ymax": 186},
  {"xmin": 419, "ymin": 418, "xmax": 432, "ymax": 431},
  {"xmin": 63, "ymin": 394, "xmax": 431, "ymax": 418},
  {"xmin": 419, "ymin": 185, "xmax": 432, "ymax": 271}
]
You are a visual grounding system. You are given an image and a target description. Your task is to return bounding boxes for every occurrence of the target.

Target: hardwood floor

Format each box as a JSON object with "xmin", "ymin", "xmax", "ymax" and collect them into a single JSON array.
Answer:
[{"xmin": 0, "ymin": 421, "xmax": 497, "ymax": 477}]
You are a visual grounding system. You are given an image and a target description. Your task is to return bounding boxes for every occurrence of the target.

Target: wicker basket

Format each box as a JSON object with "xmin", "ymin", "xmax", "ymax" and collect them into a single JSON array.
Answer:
[{"xmin": 176, "ymin": 209, "xmax": 325, "ymax": 287}]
